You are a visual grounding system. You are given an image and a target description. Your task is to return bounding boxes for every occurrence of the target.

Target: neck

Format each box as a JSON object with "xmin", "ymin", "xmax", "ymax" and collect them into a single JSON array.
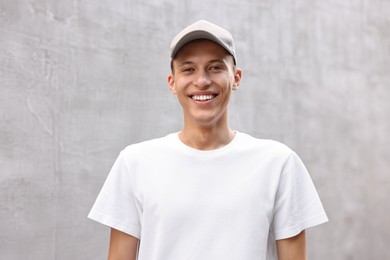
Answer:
[{"xmin": 179, "ymin": 124, "xmax": 235, "ymax": 150}]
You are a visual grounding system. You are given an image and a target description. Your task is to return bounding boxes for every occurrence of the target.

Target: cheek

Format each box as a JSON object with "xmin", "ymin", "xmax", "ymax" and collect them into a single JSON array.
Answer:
[
  {"xmin": 175, "ymin": 78, "xmax": 191, "ymax": 91},
  {"xmin": 219, "ymin": 76, "xmax": 234, "ymax": 90}
]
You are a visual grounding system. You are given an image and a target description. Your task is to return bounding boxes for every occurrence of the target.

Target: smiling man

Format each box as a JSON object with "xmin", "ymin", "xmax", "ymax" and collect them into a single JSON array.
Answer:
[
  {"xmin": 88, "ymin": 20, "xmax": 328, "ymax": 260},
  {"xmin": 168, "ymin": 38, "xmax": 241, "ymax": 150}
]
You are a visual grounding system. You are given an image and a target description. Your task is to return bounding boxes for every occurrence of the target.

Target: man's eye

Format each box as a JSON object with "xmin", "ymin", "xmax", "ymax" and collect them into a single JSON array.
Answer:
[
  {"xmin": 210, "ymin": 66, "xmax": 223, "ymax": 71},
  {"xmin": 182, "ymin": 68, "xmax": 194, "ymax": 72}
]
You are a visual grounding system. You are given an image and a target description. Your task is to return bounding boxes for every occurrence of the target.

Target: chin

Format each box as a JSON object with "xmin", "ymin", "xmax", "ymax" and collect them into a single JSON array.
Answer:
[{"xmin": 191, "ymin": 114, "xmax": 226, "ymax": 128}]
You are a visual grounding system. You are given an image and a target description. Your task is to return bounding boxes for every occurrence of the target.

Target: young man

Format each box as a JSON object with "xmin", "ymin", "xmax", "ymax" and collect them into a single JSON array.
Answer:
[{"xmin": 88, "ymin": 20, "xmax": 328, "ymax": 260}]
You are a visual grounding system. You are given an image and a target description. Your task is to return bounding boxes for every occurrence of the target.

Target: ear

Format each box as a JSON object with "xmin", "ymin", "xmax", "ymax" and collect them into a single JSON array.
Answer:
[
  {"xmin": 232, "ymin": 68, "xmax": 242, "ymax": 90},
  {"xmin": 168, "ymin": 73, "xmax": 177, "ymax": 95}
]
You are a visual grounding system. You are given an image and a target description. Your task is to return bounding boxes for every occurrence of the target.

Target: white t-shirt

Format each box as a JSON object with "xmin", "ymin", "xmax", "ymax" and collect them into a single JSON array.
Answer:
[{"xmin": 88, "ymin": 132, "xmax": 328, "ymax": 260}]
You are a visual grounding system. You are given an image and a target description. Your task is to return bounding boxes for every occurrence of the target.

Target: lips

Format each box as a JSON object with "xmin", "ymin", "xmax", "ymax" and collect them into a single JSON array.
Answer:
[{"xmin": 191, "ymin": 94, "xmax": 216, "ymax": 101}]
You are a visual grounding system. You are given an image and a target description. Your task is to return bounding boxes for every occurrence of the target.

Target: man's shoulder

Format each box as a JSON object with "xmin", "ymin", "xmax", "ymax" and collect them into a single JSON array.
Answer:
[
  {"xmin": 237, "ymin": 132, "xmax": 292, "ymax": 152},
  {"xmin": 236, "ymin": 132, "xmax": 295, "ymax": 163},
  {"xmin": 121, "ymin": 133, "xmax": 177, "ymax": 155}
]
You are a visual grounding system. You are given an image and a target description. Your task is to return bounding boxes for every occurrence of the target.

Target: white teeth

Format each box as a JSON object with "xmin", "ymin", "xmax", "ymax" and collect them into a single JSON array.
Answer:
[{"xmin": 192, "ymin": 95, "xmax": 215, "ymax": 101}]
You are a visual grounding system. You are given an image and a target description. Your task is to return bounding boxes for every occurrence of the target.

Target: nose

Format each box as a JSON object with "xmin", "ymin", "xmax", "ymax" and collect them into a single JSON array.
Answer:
[{"xmin": 193, "ymin": 70, "xmax": 211, "ymax": 88}]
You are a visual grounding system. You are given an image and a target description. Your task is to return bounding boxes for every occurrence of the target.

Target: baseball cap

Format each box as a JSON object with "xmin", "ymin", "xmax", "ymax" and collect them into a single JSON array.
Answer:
[{"xmin": 170, "ymin": 20, "xmax": 237, "ymax": 64}]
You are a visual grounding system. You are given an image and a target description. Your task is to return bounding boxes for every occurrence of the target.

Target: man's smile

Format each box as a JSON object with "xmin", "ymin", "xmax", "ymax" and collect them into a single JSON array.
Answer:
[{"xmin": 190, "ymin": 94, "xmax": 217, "ymax": 101}]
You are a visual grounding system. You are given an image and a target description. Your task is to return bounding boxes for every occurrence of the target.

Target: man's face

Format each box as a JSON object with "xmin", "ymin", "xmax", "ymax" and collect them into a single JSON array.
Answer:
[{"xmin": 168, "ymin": 39, "xmax": 242, "ymax": 128}]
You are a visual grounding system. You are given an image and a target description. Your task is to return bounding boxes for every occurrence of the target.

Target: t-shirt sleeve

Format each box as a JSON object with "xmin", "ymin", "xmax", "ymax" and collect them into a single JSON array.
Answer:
[
  {"xmin": 88, "ymin": 151, "xmax": 142, "ymax": 239},
  {"xmin": 271, "ymin": 152, "xmax": 328, "ymax": 240}
]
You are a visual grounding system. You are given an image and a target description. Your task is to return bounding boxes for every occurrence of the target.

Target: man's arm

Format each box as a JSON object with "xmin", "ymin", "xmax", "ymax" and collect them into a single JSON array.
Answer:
[
  {"xmin": 276, "ymin": 230, "xmax": 308, "ymax": 260},
  {"xmin": 108, "ymin": 228, "xmax": 139, "ymax": 260}
]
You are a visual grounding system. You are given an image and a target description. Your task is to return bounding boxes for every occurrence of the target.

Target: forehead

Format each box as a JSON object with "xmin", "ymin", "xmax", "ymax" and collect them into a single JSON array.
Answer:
[{"xmin": 174, "ymin": 39, "xmax": 232, "ymax": 62}]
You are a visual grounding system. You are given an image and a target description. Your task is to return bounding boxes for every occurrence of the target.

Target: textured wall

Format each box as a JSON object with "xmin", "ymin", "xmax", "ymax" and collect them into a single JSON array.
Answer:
[{"xmin": 1, "ymin": 0, "xmax": 389, "ymax": 259}]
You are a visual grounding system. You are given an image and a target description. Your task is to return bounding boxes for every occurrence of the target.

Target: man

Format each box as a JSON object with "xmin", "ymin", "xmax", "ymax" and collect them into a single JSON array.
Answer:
[{"xmin": 88, "ymin": 20, "xmax": 328, "ymax": 260}]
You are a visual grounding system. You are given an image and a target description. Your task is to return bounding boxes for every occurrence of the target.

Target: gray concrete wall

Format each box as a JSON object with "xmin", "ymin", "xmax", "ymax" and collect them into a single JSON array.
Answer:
[{"xmin": 1, "ymin": 0, "xmax": 389, "ymax": 259}]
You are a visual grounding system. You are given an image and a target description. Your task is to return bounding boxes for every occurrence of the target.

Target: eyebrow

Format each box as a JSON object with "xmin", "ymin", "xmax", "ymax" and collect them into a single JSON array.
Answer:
[
  {"xmin": 178, "ymin": 61, "xmax": 195, "ymax": 67},
  {"xmin": 208, "ymin": 58, "xmax": 226, "ymax": 64},
  {"xmin": 178, "ymin": 58, "xmax": 226, "ymax": 67}
]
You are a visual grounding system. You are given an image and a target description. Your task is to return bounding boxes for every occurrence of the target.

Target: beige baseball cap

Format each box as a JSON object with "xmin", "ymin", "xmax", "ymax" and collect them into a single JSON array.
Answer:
[{"xmin": 170, "ymin": 20, "xmax": 237, "ymax": 64}]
